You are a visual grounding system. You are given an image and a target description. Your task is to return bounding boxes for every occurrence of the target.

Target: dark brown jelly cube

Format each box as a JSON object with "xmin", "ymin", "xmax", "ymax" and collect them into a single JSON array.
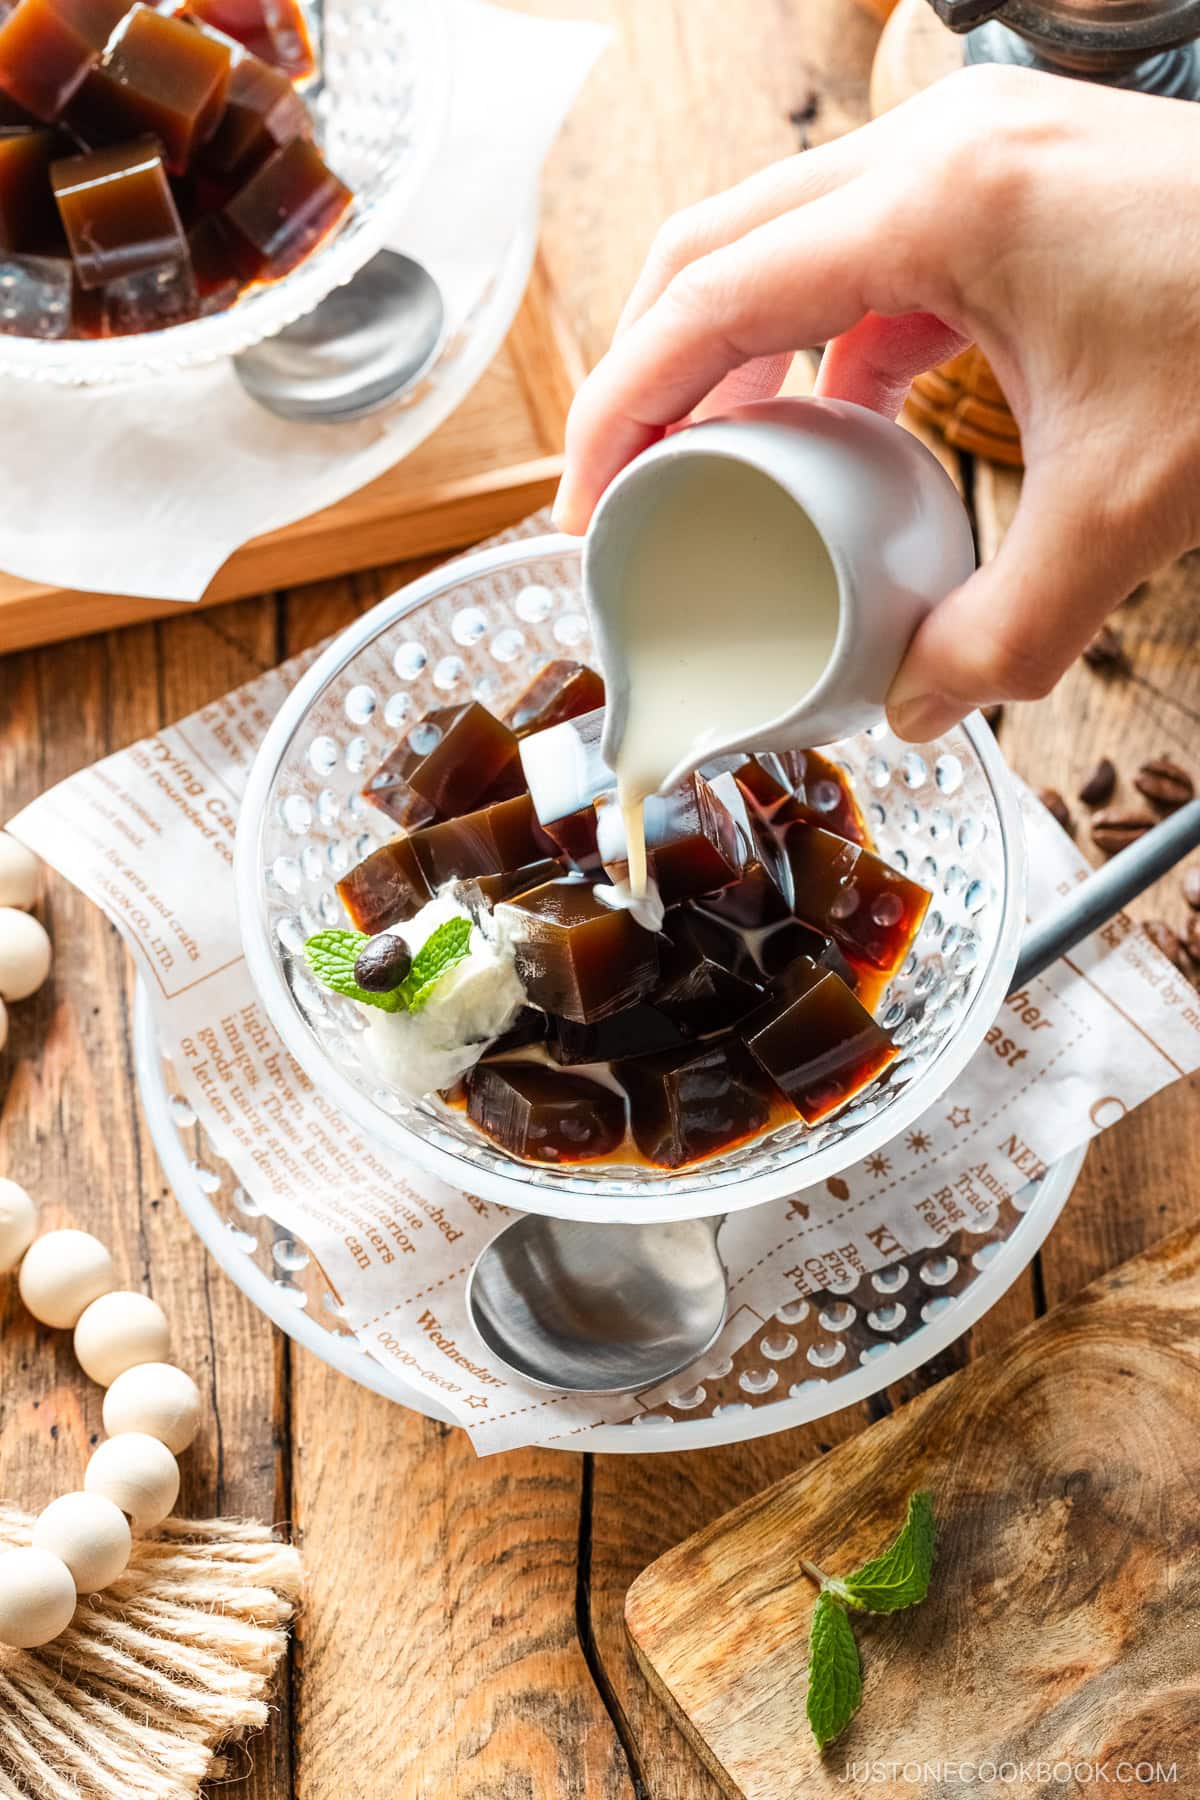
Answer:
[
  {"xmin": 460, "ymin": 858, "xmax": 563, "ymax": 911},
  {"xmin": 742, "ymin": 962, "xmax": 895, "ymax": 1124},
  {"xmin": 363, "ymin": 702, "xmax": 520, "ymax": 832},
  {"xmin": 0, "ymin": 129, "xmax": 59, "ymax": 251},
  {"xmin": 709, "ymin": 752, "xmax": 796, "ymax": 824},
  {"xmin": 70, "ymin": 8, "xmax": 231, "ymax": 175},
  {"xmin": 336, "ymin": 837, "xmax": 432, "ymax": 936},
  {"xmin": 223, "ymin": 135, "xmax": 351, "ymax": 280},
  {"xmin": 201, "ymin": 49, "xmax": 310, "ymax": 179},
  {"xmin": 0, "ymin": 0, "xmax": 128, "ymax": 124},
  {"xmin": 52, "ymin": 139, "xmax": 188, "ymax": 289},
  {"xmin": 498, "ymin": 877, "xmax": 659, "ymax": 1024},
  {"xmin": 0, "ymin": 92, "xmax": 39, "ymax": 129},
  {"xmin": 466, "ymin": 1061, "xmax": 625, "ymax": 1164},
  {"xmin": 620, "ymin": 1037, "xmax": 775, "ymax": 1169},
  {"xmin": 185, "ymin": 0, "xmax": 313, "ymax": 79},
  {"xmin": 782, "ymin": 823, "xmax": 930, "ymax": 974},
  {"xmin": 597, "ymin": 774, "xmax": 745, "ymax": 908},
  {"xmin": 773, "ymin": 748, "xmax": 868, "ymax": 846},
  {"xmin": 546, "ymin": 1002, "xmax": 687, "ymax": 1068},
  {"xmin": 504, "ymin": 660, "xmax": 605, "ymax": 738},
  {"xmin": 654, "ymin": 910, "xmax": 763, "ymax": 1034},
  {"xmin": 186, "ymin": 210, "xmax": 241, "ymax": 310},
  {"xmin": 480, "ymin": 1005, "xmax": 547, "ymax": 1059},
  {"xmin": 698, "ymin": 770, "xmax": 791, "ymax": 930},
  {"xmin": 518, "ymin": 705, "xmax": 611, "ymax": 870},
  {"xmin": 408, "ymin": 793, "xmax": 556, "ymax": 889}
]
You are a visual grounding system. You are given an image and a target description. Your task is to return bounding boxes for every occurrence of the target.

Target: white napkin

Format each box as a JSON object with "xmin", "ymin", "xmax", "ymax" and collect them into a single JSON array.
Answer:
[{"xmin": 0, "ymin": 1, "xmax": 606, "ymax": 602}]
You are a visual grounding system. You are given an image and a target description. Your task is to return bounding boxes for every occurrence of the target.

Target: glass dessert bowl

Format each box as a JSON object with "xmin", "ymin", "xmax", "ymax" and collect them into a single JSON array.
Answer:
[
  {"xmin": 0, "ymin": 0, "xmax": 449, "ymax": 382},
  {"xmin": 236, "ymin": 535, "xmax": 1026, "ymax": 1224}
]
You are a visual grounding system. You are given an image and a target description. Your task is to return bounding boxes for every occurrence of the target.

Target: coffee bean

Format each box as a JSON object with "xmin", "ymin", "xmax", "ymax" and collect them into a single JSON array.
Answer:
[
  {"xmin": 1134, "ymin": 756, "xmax": 1194, "ymax": 811},
  {"xmin": 1183, "ymin": 866, "xmax": 1200, "ymax": 912},
  {"xmin": 981, "ymin": 703, "xmax": 1003, "ymax": 731},
  {"xmin": 354, "ymin": 932, "xmax": 413, "ymax": 992},
  {"xmin": 1077, "ymin": 758, "xmax": 1116, "ymax": 807},
  {"xmin": 1038, "ymin": 787, "xmax": 1072, "ymax": 833},
  {"xmin": 1090, "ymin": 810, "xmax": 1155, "ymax": 856},
  {"xmin": 1081, "ymin": 624, "xmax": 1127, "ymax": 671},
  {"xmin": 1143, "ymin": 919, "xmax": 1187, "ymax": 971}
]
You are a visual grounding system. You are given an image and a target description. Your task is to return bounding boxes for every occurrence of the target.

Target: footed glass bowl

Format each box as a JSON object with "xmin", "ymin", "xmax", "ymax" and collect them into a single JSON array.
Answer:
[
  {"xmin": 0, "ymin": 0, "xmax": 449, "ymax": 385},
  {"xmin": 235, "ymin": 535, "xmax": 1027, "ymax": 1224}
]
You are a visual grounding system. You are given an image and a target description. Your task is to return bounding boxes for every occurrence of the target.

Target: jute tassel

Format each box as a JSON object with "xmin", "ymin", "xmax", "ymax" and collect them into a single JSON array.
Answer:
[{"xmin": 0, "ymin": 1502, "xmax": 301, "ymax": 1800}]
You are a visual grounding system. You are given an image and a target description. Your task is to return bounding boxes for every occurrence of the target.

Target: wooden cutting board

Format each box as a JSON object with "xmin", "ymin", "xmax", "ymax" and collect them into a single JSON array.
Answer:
[
  {"xmin": 626, "ymin": 1221, "xmax": 1200, "ymax": 1798},
  {"xmin": 0, "ymin": 251, "xmax": 585, "ymax": 655}
]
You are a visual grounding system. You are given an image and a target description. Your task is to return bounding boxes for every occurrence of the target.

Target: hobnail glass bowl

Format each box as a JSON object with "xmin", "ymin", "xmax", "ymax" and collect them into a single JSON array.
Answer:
[
  {"xmin": 235, "ymin": 534, "xmax": 1027, "ymax": 1225},
  {"xmin": 0, "ymin": 0, "xmax": 450, "ymax": 385}
]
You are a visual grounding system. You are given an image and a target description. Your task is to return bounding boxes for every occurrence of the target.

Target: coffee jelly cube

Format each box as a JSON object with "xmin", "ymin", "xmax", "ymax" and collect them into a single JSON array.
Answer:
[
  {"xmin": 0, "ymin": 92, "xmax": 39, "ymax": 130},
  {"xmin": 336, "ymin": 836, "xmax": 432, "ymax": 936},
  {"xmin": 497, "ymin": 877, "xmax": 659, "ymax": 1024},
  {"xmin": 654, "ymin": 910, "xmax": 763, "ymax": 1034},
  {"xmin": 782, "ymin": 823, "xmax": 930, "ymax": 974},
  {"xmin": 70, "ymin": 8, "xmax": 231, "ymax": 174},
  {"xmin": 0, "ymin": 129, "xmax": 61, "ymax": 251},
  {"xmin": 597, "ymin": 774, "xmax": 745, "ymax": 908},
  {"xmin": 52, "ymin": 138, "xmax": 187, "ymax": 288},
  {"xmin": 619, "ymin": 1037, "xmax": 776, "ymax": 1169},
  {"xmin": 186, "ymin": 210, "xmax": 241, "ymax": 311},
  {"xmin": 408, "ymin": 793, "xmax": 556, "ymax": 889},
  {"xmin": 519, "ymin": 705, "xmax": 611, "ymax": 870},
  {"xmin": 185, "ymin": 0, "xmax": 313, "ymax": 79},
  {"xmin": 0, "ymin": 251, "xmax": 76, "ymax": 335},
  {"xmin": 363, "ymin": 701, "xmax": 521, "ymax": 832},
  {"xmin": 466, "ymin": 1061, "xmax": 625, "ymax": 1164},
  {"xmin": 707, "ymin": 751, "xmax": 796, "ymax": 825},
  {"xmin": 201, "ymin": 49, "xmax": 310, "ymax": 179},
  {"xmin": 223, "ymin": 135, "xmax": 351, "ymax": 280},
  {"xmin": 741, "ymin": 961, "xmax": 895, "ymax": 1124},
  {"xmin": 697, "ymin": 770, "xmax": 791, "ymax": 930},
  {"xmin": 504, "ymin": 660, "xmax": 605, "ymax": 738},
  {"xmin": 461, "ymin": 858, "xmax": 563, "ymax": 912},
  {"xmin": 0, "ymin": 0, "xmax": 128, "ymax": 124},
  {"xmin": 480, "ymin": 1005, "xmax": 547, "ymax": 1060},
  {"xmin": 546, "ymin": 1001, "xmax": 687, "ymax": 1068},
  {"xmin": 773, "ymin": 748, "xmax": 868, "ymax": 845}
]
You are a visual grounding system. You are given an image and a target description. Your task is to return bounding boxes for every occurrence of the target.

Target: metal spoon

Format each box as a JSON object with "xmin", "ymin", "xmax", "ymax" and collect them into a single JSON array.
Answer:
[
  {"xmin": 233, "ymin": 250, "xmax": 446, "ymax": 423},
  {"xmin": 466, "ymin": 795, "xmax": 1200, "ymax": 1395}
]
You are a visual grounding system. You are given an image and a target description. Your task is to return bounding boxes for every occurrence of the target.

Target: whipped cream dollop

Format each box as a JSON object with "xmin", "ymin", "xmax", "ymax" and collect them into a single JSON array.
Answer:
[{"xmin": 365, "ymin": 889, "xmax": 526, "ymax": 1102}]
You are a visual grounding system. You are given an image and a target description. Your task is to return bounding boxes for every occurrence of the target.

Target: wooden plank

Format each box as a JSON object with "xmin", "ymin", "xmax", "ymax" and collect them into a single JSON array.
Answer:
[
  {"xmin": 0, "ymin": 255, "xmax": 580, "ymax": 656},
  {"xmin": 626, "ymin": 1221, "xmax": 1200, "ymax": 1798},
  {"xmin": 0, "ymin": 599, "xmax": 292, "ymax": 1800}
]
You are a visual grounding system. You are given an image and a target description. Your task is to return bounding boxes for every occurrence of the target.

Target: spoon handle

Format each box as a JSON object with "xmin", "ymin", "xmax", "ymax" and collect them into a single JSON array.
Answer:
[{"xmin": 1008, "ymin": 796, "xmax": 1200, "ymax": 994}]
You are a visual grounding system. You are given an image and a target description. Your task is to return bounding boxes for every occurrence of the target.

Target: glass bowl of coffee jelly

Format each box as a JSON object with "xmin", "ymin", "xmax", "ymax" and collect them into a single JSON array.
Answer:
[
  {"xmin": 236, "ymin": 535, "xmax": 1026, "ymax": 1225},
  {"xmin": 0, "ymin": 0, "xmax": 448, "ymax": 382}
]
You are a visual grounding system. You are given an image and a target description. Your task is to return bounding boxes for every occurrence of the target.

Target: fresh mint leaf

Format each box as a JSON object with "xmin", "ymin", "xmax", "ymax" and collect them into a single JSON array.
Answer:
[
  {"xmin": 805, "ymin": 1590, "xmax": 862, "ymax": 1751},
  {"xmin": 303, "ymin": 929, "xmax": 405, "ymax": 1014},
  {"xmin": 399, "ymin": 914, "xmax": 473, "ymax": 1012},
  {"xmin": 842, "ymin": 1490, "xmax": 936, "ymax": 1614}
]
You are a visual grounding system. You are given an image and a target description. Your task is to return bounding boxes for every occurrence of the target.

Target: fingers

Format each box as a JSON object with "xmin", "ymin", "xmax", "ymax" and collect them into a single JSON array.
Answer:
[
  {"xmin": 816, "ymin": 311, "xmax": 970, "ymax": 420},
  {"xmin": 685, "ymin": 352, "xmax": 794, "ymax": 423},
  {"xmin": 886, "ymin": 466, "xmax": 1144, "ymax": 740},
  {"xmin": 554, "ymin": 180, "xmax": 902, "ymax": 533}
]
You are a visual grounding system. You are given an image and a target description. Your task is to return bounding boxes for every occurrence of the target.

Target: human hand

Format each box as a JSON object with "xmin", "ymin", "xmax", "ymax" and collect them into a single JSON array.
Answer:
[{"xmin": 552, "ymin": 66, "xmax": 1200, "ymax": 740}]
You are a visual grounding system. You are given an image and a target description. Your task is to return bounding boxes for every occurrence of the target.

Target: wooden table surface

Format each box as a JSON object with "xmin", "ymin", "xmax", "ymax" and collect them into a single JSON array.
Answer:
[{"xmin": 2, "ymin": 5, "xmax": 1198, "ymax": 1797}]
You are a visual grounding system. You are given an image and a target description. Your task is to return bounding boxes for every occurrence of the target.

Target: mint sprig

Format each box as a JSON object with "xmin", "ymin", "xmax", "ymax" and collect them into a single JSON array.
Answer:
[
  {"xmin": 303, "ymin": 916, "xmax": 473, "ymax": 1016},
  {"xmin": 803, "ymin": 1490, "xmax": 936, "ymax": 1751}
]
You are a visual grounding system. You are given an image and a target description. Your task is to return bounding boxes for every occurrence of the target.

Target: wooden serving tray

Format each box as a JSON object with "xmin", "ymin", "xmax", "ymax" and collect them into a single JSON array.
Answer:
[
  {"xmin": 626, "ymin": 1221, "xmax": 1200, "ymax": 1798},
  {"xmin": 0, "ymin": 252, "xmax": 586, "ymax": 656}
]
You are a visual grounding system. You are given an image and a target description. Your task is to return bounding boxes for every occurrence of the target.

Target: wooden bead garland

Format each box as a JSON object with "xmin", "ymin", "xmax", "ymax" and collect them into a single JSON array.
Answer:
[
  {"xmin": 0, "ymin": 1184, "xmax": 202, "ymax": 1649},
  {"xmin": 0, "ymin": 830, "xmax": 50, "ymax": 1053}
]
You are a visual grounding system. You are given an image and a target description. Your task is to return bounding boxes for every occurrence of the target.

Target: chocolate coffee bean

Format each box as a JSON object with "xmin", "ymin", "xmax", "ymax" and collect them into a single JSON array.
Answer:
[
  {"xmin": 353, "ymin": 933, "xmax": 413, "ymax": 993},
  {"xmin": 1077, "ymin": 758, "xmax": 1116, "ymax": 808},
  {"xmin": 1183, "ymin": 866, "xmax": 1200, "ymax": 912},
  {"xmin": 1081, "ymin": 624, "xmax": 1127, "ymax": 672},
  {"xmin": 1133, "ymin": 756, "xmax": 1194, "ymax": 812},
  {"xmin": 1090, "ymin": 810, "xmax": 1155, "ymax": 856},
  {"xmin": 1038, "ymin": 788, "xmax": 1072, "ymax": 833},
  {"xmin": 1143, "ymin": 920, "xmax": 1187, "ymax": 971}
]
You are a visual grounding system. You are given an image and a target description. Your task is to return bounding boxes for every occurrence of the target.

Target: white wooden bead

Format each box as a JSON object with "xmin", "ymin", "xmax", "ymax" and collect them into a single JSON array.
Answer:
[
  {"xmin": 85, "ymin": 1433, "xmax": 179, "ymax": 1530},
  {"xmin": 0, "ymin": 834, "xmax": 39, "ymax": 911},
  {"xmin": 103, "ymin": 1362, "xmax": 201, "ymax": 1454},
  {"xmin": 18, "ymin": 1229, "xmax": 116, "ymax": 1329},
  {"xmin": 0, "ymin": 1547, "xmax": 77, "ymax": 1648},
  {"xmin": 0, "ymin": 1177, "xmax": 36, "ymax": 1274},
  {"xmin": 33, "ymin": 1492, "xmax": 131, "ymax": 1595},
  {"xmin": 74, "ymin": 1291, "xmax": 170, "ymax": 1386},
  {"xmin": 0, "ymin": 907, "xmax": 51, "ymax": 1002}
]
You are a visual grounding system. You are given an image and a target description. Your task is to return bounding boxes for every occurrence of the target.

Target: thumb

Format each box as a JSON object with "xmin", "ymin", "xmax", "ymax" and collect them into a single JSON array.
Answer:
[{"xmin": 886, "ymin": 465, "xmax": 1143, "ymax": 741}]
